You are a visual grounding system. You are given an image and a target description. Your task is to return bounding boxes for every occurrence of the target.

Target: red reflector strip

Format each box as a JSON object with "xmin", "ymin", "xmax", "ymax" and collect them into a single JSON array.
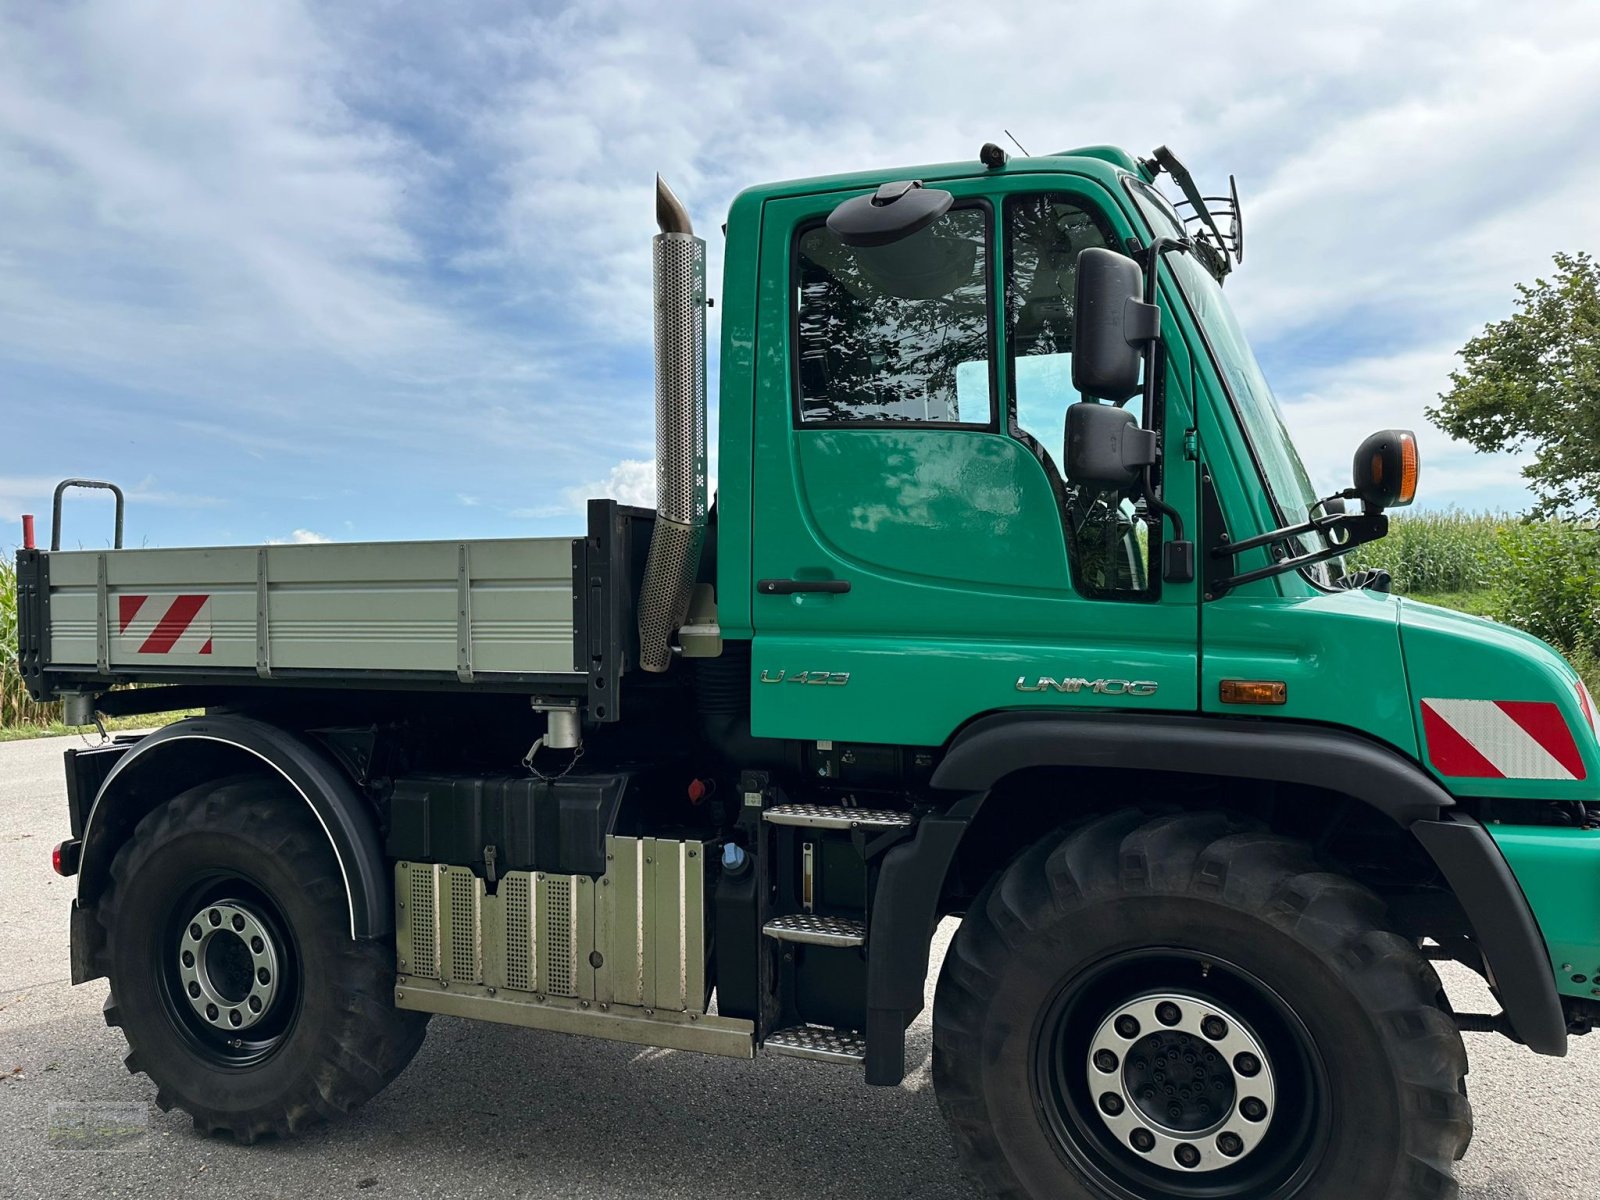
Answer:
[
  {"xmin": 1577, "ymin": 681, "xmax": 1596, "ymax": 732},
  {"xmin": 1420, "ymin": 703, "xmax": 1504, "ymax": 779},
  {"xmin": 1421, "ymin": 698, "xmax": 1586, "ymax": 781},
  {"xmin": 138, "ymin": 594, "xmax": 209, "ymax": 655},
  {"xmin": 118, "ymin": 594, "xmax": 214, "ymax": 656},
  {"xmin": 118, "ymin": 594, "xmax": 148, "ymax": 633}
]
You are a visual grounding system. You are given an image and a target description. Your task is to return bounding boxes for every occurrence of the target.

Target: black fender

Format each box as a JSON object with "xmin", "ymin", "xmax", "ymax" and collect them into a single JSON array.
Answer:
[
  {"xmin": 930, "ymin": 711, "xmax": 1453, "ymax": 824},
  {"xmin": 860, "ymin": 712, "xmax": 1565, "ymax": 1082},
  {"xmin": 76, "ymin": 714, "xmax": 390, "ymax": 941}
]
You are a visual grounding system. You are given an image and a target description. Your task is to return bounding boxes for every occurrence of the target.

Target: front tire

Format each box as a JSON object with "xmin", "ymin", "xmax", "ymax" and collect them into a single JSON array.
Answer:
[
  {"xmin": 100, "ymin": 775, "xmax": 427, "ymax": 1142},
  {"xmin": 933, "ymin": 810, "xmax": 1471, "ymax": 1200}
]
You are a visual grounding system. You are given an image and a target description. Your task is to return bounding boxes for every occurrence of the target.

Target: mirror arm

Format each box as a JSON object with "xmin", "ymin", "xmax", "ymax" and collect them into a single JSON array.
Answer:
[
  {"xmin": 1214, "ymin": 513, "xmax": 1389, "ymax": 591},
  {"xmin": 1134, "ymin": 238, "xmax": 1195, "ymax": 583}
]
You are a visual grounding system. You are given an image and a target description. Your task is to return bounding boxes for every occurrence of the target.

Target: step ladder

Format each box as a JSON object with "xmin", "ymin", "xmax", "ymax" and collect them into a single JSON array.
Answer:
[{"xmin": 757, "ymin": 801, "xmax": 913, "ymax": 1068}]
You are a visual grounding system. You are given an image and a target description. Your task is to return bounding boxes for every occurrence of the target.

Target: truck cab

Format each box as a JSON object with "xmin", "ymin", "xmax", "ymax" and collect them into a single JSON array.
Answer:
[{"xmin": 19, "ymin": 142, "xmax": 1600, "ymax": 1200}]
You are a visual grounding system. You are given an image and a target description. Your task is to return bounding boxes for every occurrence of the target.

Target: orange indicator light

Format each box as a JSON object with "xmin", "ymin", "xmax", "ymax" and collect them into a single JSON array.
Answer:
[{"xmin": 1220, "ymin": 679, "xmax": 1288, "ymax": 706}]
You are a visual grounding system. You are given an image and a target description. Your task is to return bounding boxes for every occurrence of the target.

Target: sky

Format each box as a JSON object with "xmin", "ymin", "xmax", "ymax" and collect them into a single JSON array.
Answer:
[{"xmin": 2, "ymin": 0, "xmax": 1598, "ymax": 552}]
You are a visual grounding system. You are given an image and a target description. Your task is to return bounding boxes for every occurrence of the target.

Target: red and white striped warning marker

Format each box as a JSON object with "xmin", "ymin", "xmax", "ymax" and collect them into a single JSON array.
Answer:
[
  {"xmin": 116, "ymin": 594, "xmax": 213, "ymax": 656},
  {"xmin": 1420, "ymin": 698, "xmax": 1585, "ymax": 781}
]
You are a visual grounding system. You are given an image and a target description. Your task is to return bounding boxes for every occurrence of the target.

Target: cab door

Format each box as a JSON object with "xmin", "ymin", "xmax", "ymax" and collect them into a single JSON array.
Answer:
[{"xmin": 748, "ymin": 178, "xmax": 1199, "ymax": 746}]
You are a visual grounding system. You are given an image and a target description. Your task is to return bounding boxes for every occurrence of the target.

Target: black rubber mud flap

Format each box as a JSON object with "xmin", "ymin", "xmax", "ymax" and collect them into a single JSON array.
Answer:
[
  {"xmin": 865, "ymin": 810, "xmax": 972, "ymax": 1085},
  {"xmin": 1412, "ymin": 813, "xmax": 1567, "ymax": 1056}
]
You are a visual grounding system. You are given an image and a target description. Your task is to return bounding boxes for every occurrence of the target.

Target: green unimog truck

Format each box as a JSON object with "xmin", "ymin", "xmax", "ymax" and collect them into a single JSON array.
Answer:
[{"xmin": 16, "ymin": 141, "xmax": 1600, "ymax": 1200}]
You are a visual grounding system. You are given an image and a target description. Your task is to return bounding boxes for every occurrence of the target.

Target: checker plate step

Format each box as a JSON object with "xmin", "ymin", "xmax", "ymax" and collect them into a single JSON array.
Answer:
[
  {"xmin": 763, "ymin": 913, "xmax": 866, "ymax": 948},
  {"xmin": 764, "ymin": 1025, "xmax": 867, "ymax": 1065},
  {"xmin": 763, "ymin": 803, "xmax": 913, "ymax": 831}
]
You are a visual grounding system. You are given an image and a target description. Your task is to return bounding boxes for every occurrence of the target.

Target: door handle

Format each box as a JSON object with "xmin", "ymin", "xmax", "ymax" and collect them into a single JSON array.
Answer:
[{"xmin": 757, "ymin": 578, "xmax": 851, "ymax": 596}]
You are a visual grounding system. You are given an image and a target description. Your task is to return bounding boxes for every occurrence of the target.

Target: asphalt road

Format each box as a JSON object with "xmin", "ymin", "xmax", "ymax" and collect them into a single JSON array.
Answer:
[{"xmin": 2, "ymin": 733, "xmax": 1597, "ymax": 1199}]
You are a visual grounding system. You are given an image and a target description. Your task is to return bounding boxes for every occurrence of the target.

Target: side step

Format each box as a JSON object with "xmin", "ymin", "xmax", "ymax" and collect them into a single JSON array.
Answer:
[
  {"xmin": 764, "ymin": 913, "xmax": 866, "ymax": 948},
  {"xmin": 764, "ymin": 1025, "xmax": 867, "ymax": 1065},
  {"xmin": 763, "ymin": 803, "xmax": 913, "ymax": 831}
]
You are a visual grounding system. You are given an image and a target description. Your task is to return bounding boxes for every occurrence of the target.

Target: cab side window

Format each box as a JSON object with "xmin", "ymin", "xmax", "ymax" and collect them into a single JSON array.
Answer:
[
  {"xmin": 794, "ymin": 206, "xmax": 993, "ymax": 426},
  {"xmin": 1005, "ymin": 193, "xmax": 1154, "ymax": 598}
]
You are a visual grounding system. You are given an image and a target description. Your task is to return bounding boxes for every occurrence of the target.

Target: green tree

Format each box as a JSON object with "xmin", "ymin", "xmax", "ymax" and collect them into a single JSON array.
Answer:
[{"xmin": 1428, "ymin": 252, "xmax": 1600, "ymax": 516}]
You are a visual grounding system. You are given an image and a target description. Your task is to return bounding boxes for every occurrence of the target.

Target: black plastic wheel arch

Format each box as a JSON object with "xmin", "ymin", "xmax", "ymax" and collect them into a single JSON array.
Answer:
[
  {"xmin": 75, "ymin": 715, "xmax": 390, "ymax": 942},
  {"xmin": 931, "ymin": 711, "xmax": 1453, "ymax": 826}
]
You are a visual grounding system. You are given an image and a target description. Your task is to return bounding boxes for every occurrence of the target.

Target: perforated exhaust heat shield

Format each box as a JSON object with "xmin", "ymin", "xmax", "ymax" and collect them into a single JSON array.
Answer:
[{"xmin": 638, "ymin": 176, "xmax": 707, "ymax": 673}]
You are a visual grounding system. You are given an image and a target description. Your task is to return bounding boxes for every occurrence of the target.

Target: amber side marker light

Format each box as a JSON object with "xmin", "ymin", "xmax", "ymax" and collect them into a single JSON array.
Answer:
[{"xmin": 1220, "ymin": 679, "xmax": 1287, "ymax": 706}]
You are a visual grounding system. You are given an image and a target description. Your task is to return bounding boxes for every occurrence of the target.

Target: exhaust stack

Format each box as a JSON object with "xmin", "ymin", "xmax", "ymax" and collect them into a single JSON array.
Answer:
[{"xmin": 637, "ymin": 176, "xmax": 708, "ymax": 672}]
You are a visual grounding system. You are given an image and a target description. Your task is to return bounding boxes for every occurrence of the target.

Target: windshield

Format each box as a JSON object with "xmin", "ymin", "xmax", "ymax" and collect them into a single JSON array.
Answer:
[{"xmin": 1166, "ymin": 251, "xmax": 1320, "ymax": 528}]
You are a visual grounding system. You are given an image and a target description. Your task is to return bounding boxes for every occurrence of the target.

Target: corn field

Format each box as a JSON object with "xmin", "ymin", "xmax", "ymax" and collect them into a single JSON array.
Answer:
[
  {"xmin": 0, "ymin": 557, "xmax": 61, "ymax": 728},
  {"xmin": 1345, "ymin": 510, "xmax": 1504, "ymax": 596}
]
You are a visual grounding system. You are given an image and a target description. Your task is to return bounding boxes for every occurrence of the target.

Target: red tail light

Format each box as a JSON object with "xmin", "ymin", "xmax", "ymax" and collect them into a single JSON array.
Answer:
[{"xmin": 51, "ymin": 840, "xmax": 80, "ymax": 876}]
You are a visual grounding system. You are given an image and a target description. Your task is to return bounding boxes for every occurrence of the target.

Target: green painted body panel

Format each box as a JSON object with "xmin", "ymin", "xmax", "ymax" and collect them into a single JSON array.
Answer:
[
  {"xmin": 1490, "ymin": 825, "xmax": 1600, "ymax": 999},
  {"xmin": 793, "ymin": 429, "xmax": 1069, "ymax": 592},
  {"xmin": 1200, "ymin": 589, "xmax": 1417, "ymax": 755},
  {"xmin": 715, "ymin": 185, "xmax": 766, "ymax": 641}
]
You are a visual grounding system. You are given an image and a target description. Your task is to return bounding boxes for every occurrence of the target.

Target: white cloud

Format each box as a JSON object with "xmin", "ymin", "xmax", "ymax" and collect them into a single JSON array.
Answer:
[
  {"xmin": 1276, "ymin": 345, "xmax": 1532, "ymax": 511},
  {"xmin": 268, "ymin": 528, "xmax": 333, "ymax": 544},
  {"xmin": 566, "ymin": 458, "xmax": 658, "ymax": 510}
]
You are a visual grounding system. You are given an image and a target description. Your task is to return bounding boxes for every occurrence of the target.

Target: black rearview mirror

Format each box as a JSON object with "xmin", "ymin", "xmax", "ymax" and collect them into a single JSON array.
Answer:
[
  {"xmin": 1072, "ymin": 247, "xmax": 1159, "ymax": 402},
  {"xmin": 1064, "ymin": 401, "xmax": 1158, "ymax": 489},
  {"xmin": 1351, "ymin": 429, "xmax": 1419, "ymax": 512}
]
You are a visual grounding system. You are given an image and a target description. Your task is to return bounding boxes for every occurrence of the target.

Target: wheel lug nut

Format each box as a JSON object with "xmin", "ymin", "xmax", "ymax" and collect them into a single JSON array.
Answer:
[
  {"xmin": 1235, "ymin": 1052, "xmax": 1261, "ymax": 1078},
  {"xmin": 189, "ymin": 923, "xmax": 202, "ymax": 941},
  {"xmin": 1156, "ymin": 1002, "xmax": 1181, "ymax": 1026},
  {"xmin": 1098, "ymin": 1093, "xmax": 1125, "ymax": 1117},
  {"xmin": 228, "ymin": 1010, "xmax": 242, "ymax": 1027},
  {"xmin": 1175, "ymin": 1143, "xmax": 1201, "ymax": 1169},
  {"xmin": 187, "ymin": 981, "xmax": 201, "ymax": 998},
  {"xmin": 1202, "ymin": 1015, "xmax": 1227, "ymax": 1040},
  {"xmin": 207, "ymin": 909, "xmax": 221, "ymax": 926},
  {"xmin": 248, "ymin": 996, "xmax": 263, "ymax": 1013},
  {"xmin": 1241, "ymin": 1097, "xmax": 1267, "ymax": 1122},
  {"xmin": 205, "ymin": 1003, "xmax": 218, "ymax": 1021},
  {"xmin": 1130, "ymin": 1128, "xmax": 1155, "ymax": 1153},
  {"xmin": 1093, "ymin": 1050, "xmax": 1119, "ymax": 1073},
  {"xmin": 181, "ymin": 951, "xmax": 194, "ymax": 968},
  {"xmin": 257, "ymin": 968, "xmax": 271, "ymax": 985},
  {"xmin": 251, "ymin": 937, "xmax": 264, "ymax": 954},
  {"xmin": 1115, "ymin": 1015, "xmax": 1141, "ymax": 1039},
  {"xmin": 232, "ymin": 914, "xmax": 246, "ymax": 931},
  {"xmin": 1218, "ymin": 1131, "xmax": 1244, "ymax": 1157}
]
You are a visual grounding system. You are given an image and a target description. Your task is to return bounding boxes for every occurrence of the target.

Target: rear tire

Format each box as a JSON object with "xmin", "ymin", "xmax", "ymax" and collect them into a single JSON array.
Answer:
[
  {"xmin": 933, "ymin": 810, "xmax": 1471, "ymax": 1200},
  {"xmin": 100, "ymin": 775, "xmax": 427, "ymax": 1142}
]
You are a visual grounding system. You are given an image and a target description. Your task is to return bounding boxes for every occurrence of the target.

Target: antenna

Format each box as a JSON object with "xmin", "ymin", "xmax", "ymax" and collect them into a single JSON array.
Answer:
[{"xmin": 1003, "ymin": 129, "xmax": 1031, "ymax": 157}]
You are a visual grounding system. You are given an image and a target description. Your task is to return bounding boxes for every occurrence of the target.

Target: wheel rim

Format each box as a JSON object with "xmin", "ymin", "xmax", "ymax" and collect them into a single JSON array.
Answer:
[
  {"xmin": 158, "ymin": 873, "xmax": 301, "ymax": 1068},
  {"xmin": 1085, "ymin": 992, "xmax": 1276, "ymax": 1172},
  {"xmin": 1033, "ymin": 948, "xmax": 1329, "ymax": 1200}
]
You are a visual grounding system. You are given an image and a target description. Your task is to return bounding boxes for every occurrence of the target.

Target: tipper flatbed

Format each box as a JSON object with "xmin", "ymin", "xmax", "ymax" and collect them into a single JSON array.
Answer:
[{"xmin": 16, "ymin": 143, "xmax": 1600, "ymax": 1200}]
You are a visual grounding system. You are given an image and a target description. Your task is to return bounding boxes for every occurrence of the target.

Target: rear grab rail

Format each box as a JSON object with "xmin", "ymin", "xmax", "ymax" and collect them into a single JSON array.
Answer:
[{"xmin": 51, "ymin": 479, "xmax": 125, "ymax": 551}]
